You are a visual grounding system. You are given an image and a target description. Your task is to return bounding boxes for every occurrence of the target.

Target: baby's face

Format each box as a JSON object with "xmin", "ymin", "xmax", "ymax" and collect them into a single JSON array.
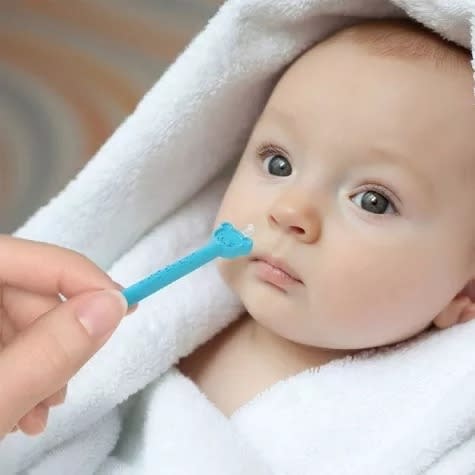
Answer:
[{"xmin": 215, "ymin": 38, "xmax": 475, "ymax": 349}]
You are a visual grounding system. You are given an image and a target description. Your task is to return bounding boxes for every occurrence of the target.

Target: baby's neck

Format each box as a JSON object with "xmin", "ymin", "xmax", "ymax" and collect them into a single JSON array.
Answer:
[
  {"xmin": 240, "ymin": 313, "xmax": 353, "ymax": 374},
  {"xmin": 178, "ymin": 312, "xmax": 357, "ymax": 417}
]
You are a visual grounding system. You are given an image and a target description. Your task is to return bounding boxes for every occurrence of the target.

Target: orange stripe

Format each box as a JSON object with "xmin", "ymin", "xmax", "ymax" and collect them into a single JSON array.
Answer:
[
  {"xmin": 9, "ymin": 30, "xmax": 139, "ymax": 113},
  {"xmin": 0, "ymin": 30, "xmax": 141, "ymax": 158},
  {"xmin": 19, "ymin": 1, "xmax": 190, "ymax": 62}
]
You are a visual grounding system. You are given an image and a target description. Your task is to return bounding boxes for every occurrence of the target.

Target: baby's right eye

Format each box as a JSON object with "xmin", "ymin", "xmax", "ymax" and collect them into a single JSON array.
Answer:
[{"xmin": 263, "ymin": 155, "xmax": 293, "ymax": 177}]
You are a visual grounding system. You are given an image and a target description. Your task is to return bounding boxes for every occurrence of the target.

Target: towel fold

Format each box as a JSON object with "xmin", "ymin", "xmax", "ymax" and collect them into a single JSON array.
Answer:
[{"xmin": 1, "ymin": 1, "xmax": 474, "ymax": 473}]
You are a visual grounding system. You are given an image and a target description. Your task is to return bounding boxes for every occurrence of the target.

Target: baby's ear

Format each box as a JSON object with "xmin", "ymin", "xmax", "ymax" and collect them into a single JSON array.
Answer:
[{"xmin": 433, "ymin": 280, "xmax": 475, "ymax": 329}]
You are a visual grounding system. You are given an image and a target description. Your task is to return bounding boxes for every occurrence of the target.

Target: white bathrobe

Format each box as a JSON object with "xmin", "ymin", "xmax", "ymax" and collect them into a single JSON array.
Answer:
[{"xmin": 1, "ymin": 1, "xmax": 475, "ymax": 474}]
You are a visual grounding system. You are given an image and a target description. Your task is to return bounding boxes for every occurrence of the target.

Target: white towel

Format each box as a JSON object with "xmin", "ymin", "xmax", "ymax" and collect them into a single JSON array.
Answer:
[{"xmin": 1, "ymin": 1, "xmax": 474, "ymax": 474}]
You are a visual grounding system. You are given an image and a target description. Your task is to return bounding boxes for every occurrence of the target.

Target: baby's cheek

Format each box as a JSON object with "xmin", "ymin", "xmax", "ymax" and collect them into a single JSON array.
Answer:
[
  {"xmin": 216, "ymin": 258, "xmax": 247, "ymax": 293},
  {"xmin": 311, "ymin": 248, "xmax": 434, "ymax": 347},
  {"xmin": 216, "ymin": 259, "xmax": 234, "ymax": 287}
]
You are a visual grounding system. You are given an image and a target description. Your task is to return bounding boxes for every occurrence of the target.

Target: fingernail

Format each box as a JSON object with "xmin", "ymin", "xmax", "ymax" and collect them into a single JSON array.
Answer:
[
  {"xmin": 112, "ymin": 280, "xmax": 124, "ymax": 291},
  {"xmin": 34, "ymin": 404, "xmax": 49, "ymax": 432},
  {"xmin": 76, "ymin": 290, "xmax": 128, "ymax": 338},
  {"xmin": 112, "ymin": 281, "xmax": 138, "ymax": 316}
]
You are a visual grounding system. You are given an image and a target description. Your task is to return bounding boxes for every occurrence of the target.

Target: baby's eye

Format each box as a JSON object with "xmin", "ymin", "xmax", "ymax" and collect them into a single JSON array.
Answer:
[
  {"xmin": 263, "ymin": 155, "xmax": 292, "ymax": 177},
  {"xmin": 351, "ymin": 190, "xmax": 396, "ymax": 215}
]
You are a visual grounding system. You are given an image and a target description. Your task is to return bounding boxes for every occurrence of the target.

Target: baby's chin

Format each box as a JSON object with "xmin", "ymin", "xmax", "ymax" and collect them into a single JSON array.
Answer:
[{"xmin": 244, "ymin": 303, "xmax": 426, "ymax": 352}]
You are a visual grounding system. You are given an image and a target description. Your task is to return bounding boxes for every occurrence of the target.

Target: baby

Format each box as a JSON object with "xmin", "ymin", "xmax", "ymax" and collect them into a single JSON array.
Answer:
[{"xmin": 179, "ymin": 19, "xmax": 475, "ymax": 417}]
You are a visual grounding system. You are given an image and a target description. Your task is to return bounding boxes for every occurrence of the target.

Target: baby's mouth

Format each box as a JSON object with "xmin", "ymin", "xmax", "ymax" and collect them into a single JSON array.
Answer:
[{"xmin": 250, "ymin": 255, "xmax": 303, "ymax": 288}]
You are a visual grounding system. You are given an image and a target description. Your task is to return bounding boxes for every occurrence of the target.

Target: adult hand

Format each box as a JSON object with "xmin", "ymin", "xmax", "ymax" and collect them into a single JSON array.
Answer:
[{"xmin": 0, "ymin": 235, "xmax": 134, "ymax": 438}]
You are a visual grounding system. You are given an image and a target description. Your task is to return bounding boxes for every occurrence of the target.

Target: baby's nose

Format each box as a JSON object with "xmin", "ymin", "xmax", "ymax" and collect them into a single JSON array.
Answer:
[{"xmin": 267, "ymin": 191, "xmax": 321, "ymax": 243}]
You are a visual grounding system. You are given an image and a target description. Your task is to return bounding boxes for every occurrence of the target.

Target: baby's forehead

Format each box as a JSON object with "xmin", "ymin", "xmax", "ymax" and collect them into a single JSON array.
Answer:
[
  {"xmin": 272, "ymin": 19, "xmax": 473, "ymax": 109},
  {"xmin": 318, "ymin": 18, "xmax": 471, "ymax": 70},
  {"xmin": 270, "ymin": 20, "xmax": 473, "ymax": 113},
  {"xmin": 265, "ymin": 20, "xmax": 474, "ymax": 171}
]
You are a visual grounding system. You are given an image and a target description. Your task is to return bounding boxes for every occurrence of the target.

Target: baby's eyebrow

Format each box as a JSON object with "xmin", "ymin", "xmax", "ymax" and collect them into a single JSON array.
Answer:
[
  {"xmin": 257, "ymin": 107, "xmax": 301, "ymax": 142},
  {"xmin": 368, "ymin": 144, "xmax": 434, "ymax": 197},
  {"xmin": 259, "ymin": 107, "xmax": 436, "ymax": 198},
  {"xmin": 263, "ymin": 106, "xmax": 297, "ymax": 130}
]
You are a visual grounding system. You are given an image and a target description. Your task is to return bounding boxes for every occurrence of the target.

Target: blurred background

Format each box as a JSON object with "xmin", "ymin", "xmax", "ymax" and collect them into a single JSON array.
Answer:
[{"xmin": 0, "ymin": 0, "xmax": 221, "ymax": 233}]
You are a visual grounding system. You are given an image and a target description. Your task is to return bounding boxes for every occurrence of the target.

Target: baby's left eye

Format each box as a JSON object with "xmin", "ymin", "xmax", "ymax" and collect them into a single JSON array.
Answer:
[
  {"xmin": 263, "ymin": 154, "xmax": 293, "ymax": 177},
  {"xmin": 351, "ymin": 190, "xmax": 396, "ymax": 215}
]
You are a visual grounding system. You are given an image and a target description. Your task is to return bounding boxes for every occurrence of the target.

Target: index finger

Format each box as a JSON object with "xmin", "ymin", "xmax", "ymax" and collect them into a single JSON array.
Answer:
[{"xmin": 0, "ymin": 235, "xmax": 118, "ymax": 298}]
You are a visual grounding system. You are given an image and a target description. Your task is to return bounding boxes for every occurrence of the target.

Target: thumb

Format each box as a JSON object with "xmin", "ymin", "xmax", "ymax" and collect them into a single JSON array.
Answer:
[{"xmin": 0, "ymin": 289, "xmax": 128, "ymax": 435}]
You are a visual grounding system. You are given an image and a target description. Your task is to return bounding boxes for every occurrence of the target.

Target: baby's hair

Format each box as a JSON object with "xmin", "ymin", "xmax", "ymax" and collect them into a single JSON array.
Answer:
[{"xmin": 327, "ymin": 18, "xmax": 471, "ymax": 68}]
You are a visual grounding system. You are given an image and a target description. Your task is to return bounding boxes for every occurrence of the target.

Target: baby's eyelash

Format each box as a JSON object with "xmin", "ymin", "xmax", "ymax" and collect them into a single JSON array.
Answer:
[{"xmin": 256, "ymin": 143, "xmax": 289, "ymax": 160}]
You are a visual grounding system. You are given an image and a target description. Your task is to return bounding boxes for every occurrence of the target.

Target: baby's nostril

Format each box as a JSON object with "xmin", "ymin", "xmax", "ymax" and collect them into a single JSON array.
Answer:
[{"xmin": 289, "ymin": 225, "xmax": 305, "ymax": 235}]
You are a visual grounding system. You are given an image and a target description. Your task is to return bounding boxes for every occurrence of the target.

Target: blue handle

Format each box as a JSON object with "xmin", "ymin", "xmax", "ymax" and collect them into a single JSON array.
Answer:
[
  {"xmin": 122, "ymin": 241, "xmax": 218, "ymax": 306},
  {"xmin": 121, "ymin": 222, "xmax": 253, "ymax": 307}
]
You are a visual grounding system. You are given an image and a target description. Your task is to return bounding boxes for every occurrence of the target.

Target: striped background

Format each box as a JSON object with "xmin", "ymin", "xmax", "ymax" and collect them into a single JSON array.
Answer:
[{"xmin": 0, "ymin": 0, "xmax": 221, "ymax": 233}]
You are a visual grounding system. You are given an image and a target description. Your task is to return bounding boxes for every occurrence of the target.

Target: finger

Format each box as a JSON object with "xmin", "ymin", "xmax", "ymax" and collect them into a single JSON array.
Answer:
[
  {"xmin": 3, "ymin": 286, "xmax": 61, "ymax": 330},
  {"xmin": 43, "ymin": 385, "xmax": 67, "ymax": 407},
  {"xmin": 0, "ymin": 289, "xmax": 127, "ymax": 437},
  {"xmin": 0, "ymin": 307, "xmax": 16, "ymax": 346},
  {"xmin": 0, "ymin": 235, "xmax": 119, "ymax": 298},
  {"xmin": 17, "ymin": 403, "xmax": 49, "ymax": 436},
  {"xmin": 2, "ymin": 286, "xmax": 135, "ymax": 336},
  {"xmin": 126, "ymin": 303, "xmax": 138, "ymax": 316}
]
